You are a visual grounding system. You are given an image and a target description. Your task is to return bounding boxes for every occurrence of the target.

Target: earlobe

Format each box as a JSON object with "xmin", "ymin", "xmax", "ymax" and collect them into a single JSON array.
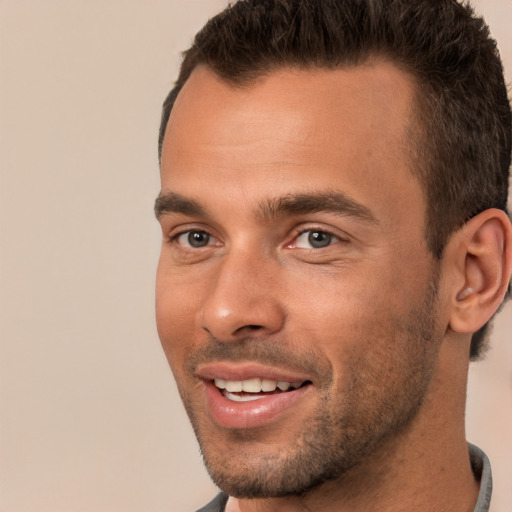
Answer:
[{"xmin": 449, "ymin": 208, "xmax": 512, "ymax": 334}]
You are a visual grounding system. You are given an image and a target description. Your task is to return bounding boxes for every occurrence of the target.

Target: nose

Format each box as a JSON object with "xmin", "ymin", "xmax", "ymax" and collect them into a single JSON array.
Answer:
[{"xmin": 197, "ymin": 250, "xmax": 286, "ymax": 341}]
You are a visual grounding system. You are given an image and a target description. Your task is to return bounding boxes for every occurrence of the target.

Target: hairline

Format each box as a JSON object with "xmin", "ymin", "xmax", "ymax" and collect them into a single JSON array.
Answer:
[{"xmin": 159, "ymin": 58, "xmax": 432, "ymax": 248}]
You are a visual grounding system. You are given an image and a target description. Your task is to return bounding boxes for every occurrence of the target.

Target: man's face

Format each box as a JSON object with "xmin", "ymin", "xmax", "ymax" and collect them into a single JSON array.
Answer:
[{"xmin": 156, "ymin": 63, "xmax": 445, "ymax": 498}]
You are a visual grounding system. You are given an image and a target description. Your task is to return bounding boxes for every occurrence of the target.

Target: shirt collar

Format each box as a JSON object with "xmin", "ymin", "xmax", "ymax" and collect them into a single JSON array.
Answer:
[{"xmin": 469, "ymin": 443, "xmax": 493, "ymax": 512}]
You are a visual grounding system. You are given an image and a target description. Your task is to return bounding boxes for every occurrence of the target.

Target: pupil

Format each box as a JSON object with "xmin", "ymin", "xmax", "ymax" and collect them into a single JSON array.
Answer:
[
  {"xmin": 188, "ymin": 231, "xmax": 209, "ymax": 247},
  {"xmin": 308, "ymin": 231, "xmax": 331, "ymax": 248}
]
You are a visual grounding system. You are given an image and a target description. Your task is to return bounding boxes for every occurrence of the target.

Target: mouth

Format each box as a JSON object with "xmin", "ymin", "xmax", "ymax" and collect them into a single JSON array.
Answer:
[
  {"xmin": 214, "ymin": 377, "xmax": 311, "ymax": 402},
  {"xmin": 196, "ymin": 364, "xmax": 314, "ymax": 429}
]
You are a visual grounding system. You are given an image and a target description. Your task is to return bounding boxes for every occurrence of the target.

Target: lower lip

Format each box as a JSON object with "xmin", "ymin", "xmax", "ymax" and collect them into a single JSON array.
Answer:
[{"xmin": 203, "ymin": 381, "xmax": 312, "ymax": 429}]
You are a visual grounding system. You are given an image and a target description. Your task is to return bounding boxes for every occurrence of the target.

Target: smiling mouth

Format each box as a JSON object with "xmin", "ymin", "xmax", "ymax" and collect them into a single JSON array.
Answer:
[{"xmin": 214, "ymin": 377, "xmax": 312, "ymax": 402}]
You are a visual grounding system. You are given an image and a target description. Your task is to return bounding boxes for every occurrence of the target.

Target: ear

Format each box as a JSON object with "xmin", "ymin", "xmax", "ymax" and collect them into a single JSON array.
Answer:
[{"xmin": 448, "ymin": 208, "xmax": 512, "ymax": 334}]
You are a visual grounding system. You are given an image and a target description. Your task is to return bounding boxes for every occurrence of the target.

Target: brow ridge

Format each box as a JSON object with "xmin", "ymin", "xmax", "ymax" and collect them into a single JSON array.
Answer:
[
  {"xmin": 257, "ymin": 191, "xmax": 377, "ymax": 224},
  {"xmin": 154, "ymin": 191, "xmax": 208, "ymax": 219},
  {"xmin": 155, "ymin": 190, "xmax": 377, "ymax": 225}
]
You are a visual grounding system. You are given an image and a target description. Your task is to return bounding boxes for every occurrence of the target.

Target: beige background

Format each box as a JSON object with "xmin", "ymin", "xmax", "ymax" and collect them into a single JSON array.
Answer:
[{"xmin": 0, "ymin": 1, "xmax": 510, "ymax": 511}]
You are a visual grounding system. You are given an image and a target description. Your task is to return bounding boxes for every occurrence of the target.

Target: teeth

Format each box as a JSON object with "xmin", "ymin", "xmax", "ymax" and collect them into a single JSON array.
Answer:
[
  {"xmin": 214, "ymin": 378, "xmax": 304, "ymax": 393},
  {"xmin": 277, "ymin": 381, "xmax": 290, "ymax": 391},
  {"xmin": 214, "ymin": 378, "xmax": 226, "ymax": 389},
  {"xmin": 225, "ymin": 380, "xmax": 242, "ymax": 392},
  {"xmin": 242, "ymin": 378, "xmax": 262, "ymax": 393},
  {"xmin": 261, "ymin": 378, "xmax": 277, "ymax": 392},
  {"xmin": 224, "ymin": 392, "xmax": 263, "ymax": 402}
]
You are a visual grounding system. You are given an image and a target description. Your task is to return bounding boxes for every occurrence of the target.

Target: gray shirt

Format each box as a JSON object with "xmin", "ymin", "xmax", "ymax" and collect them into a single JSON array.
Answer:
[
  {"xmin": 469, "ymin": 443, "xmax": 492, "ymax": 512},
  {"xmin": 196, "ymin": 444, "xmax": 492, "ymax": 512}
]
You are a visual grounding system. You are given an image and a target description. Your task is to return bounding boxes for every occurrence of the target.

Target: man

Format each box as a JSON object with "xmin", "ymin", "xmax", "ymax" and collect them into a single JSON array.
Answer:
[{"xmin": 154, "ymin": 1, "xmax": 512, "ymax": 511}]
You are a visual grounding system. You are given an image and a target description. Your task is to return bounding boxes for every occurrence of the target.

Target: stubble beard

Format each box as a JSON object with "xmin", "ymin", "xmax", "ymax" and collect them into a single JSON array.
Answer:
[{"xmin": 178, "ymin": 273, "xmax": 443, "ymax": 499}]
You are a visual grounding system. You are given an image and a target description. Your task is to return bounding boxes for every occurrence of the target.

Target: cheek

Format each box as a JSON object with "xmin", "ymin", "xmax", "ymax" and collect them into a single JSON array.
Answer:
[
  {"xmin": 284, "ymin": 263, "xmax": 427, "ymax": 374},
  {"xmin": 155, "ymin": 267, "xmax": 202, "ymax": 370},
  {"xmin": 285, "ymin": 265, "xmax": 393, "ymax": 334}
]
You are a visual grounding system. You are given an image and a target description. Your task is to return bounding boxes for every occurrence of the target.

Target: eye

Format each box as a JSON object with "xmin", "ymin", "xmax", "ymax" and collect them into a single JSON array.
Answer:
[
  {"xmin": 175, "ymin": 230, "xmax": 213, "ymax": 248},
  {"xmin": 293, "ymin": 230, "xmax": 339, "ymax": 249}
]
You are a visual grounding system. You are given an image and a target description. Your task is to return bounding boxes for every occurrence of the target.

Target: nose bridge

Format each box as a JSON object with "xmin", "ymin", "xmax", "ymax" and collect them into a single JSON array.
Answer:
[{"xmin": 198, "ymin": 245, "xmax": 285, "ymax": 340}]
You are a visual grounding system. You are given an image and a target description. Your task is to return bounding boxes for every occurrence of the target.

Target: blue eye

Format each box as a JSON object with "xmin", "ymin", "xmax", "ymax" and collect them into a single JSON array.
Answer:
[
  {"xmin": 177, "ymin": 230, "xmax": 212, "ymax": 248},
  {"xmin": 294, "ymin": 230, "xmax": 338, "ymax": 249}
]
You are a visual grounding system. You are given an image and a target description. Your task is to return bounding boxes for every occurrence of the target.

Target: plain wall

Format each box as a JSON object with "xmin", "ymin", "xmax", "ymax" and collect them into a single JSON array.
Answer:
[{"xmin": 0, "ymin": 1, "xmax": 510, "ymax": 511}]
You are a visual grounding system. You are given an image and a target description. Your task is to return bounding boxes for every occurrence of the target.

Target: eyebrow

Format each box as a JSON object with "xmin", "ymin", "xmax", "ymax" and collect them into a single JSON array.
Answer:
[
  {"xmin": 257, "ymin": 191, "xmax": 378, "ymax": 224},
  {"xmin": 154, "ymin": 191, "xmax": 209, "ymax": 219},
  {"xmin": 154, "ymin": 190, "xmax": 377, "ymax": 224}
]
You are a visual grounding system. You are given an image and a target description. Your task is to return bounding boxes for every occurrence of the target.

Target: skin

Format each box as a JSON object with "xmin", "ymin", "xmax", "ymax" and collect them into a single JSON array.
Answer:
[{"xmin": 155, "ymin": 63, "xmax": 507, "ymax": 511}]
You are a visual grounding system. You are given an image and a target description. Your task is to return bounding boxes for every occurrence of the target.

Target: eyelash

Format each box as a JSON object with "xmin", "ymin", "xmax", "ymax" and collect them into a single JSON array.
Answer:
[
  {"xmin": 167, "ymin": 226, "xmax": 348, "ymax": 251},
  {"xmin": 170, "ymin": 229, "xmax": 216, "ymax": 248},
  {"xmin": 290, "ymin": 227, "xmax": 345, "ymax": 249}
]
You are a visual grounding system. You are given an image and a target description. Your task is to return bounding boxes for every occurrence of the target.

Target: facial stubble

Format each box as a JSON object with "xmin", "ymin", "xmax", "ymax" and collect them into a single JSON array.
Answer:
[{"xmin": 176, "ymin": 272, "xmax": 443, "ymax": 499}]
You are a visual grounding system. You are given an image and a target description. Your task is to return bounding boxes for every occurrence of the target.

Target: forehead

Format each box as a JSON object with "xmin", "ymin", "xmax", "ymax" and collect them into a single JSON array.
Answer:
[
  {"xmin": 164, "ymin": 61, "xmax": 417, "ymax": 149},
  {"xmin": 160, "ymin": 63, "xmax": 424, "ymax": 231}
]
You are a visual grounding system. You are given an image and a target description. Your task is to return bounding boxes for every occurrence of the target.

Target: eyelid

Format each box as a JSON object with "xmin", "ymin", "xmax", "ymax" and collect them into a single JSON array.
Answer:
[
  {"xmin": 287, "ymin": 225, "xmax": 349, "ymax": 249},
  {"xmin": 175, "ymin": 230, "xmax": 213, "ymax": 248},
  {"xmin": 168, "ymin": 224, "xmax": 221, "ymax": 247}
]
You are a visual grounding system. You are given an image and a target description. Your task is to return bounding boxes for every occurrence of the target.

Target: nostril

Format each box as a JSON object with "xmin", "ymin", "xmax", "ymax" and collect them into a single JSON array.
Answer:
[{"xmin": 234, "ymin": 324, "xmax": 263, "ymax": 334}]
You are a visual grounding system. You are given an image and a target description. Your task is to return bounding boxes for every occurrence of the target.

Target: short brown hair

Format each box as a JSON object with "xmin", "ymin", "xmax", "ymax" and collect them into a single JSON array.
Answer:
[{"xmin": 158, "ymin": 0, "xmax": 511, "ymax": 359}]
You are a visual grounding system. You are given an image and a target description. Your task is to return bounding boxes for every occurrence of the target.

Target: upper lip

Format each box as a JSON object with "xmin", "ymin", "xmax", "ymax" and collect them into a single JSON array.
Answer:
[{"xmin": 196, "ymin": 362, "xmax": 313, "ymax": 384}]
